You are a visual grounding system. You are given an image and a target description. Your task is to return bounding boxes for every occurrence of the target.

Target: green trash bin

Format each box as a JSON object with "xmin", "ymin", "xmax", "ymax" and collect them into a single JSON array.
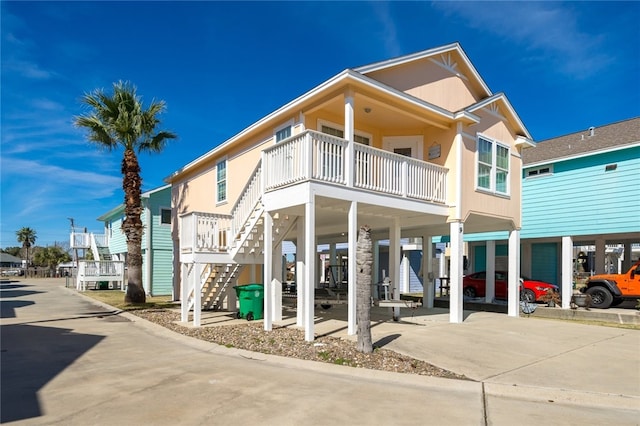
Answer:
[{"xmin": 234, "ymin": 284, "xmax": 264, "ymax": 321}]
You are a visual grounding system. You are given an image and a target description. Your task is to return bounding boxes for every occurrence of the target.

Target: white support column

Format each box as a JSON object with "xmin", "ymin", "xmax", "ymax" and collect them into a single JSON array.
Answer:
[
  {"xmin": 595, "ymin": 238, "xmax": 606, "ymax": 274},
  {"xmin": 508, "ymin": 230, "xmax": 520, "ymax": 317},
  {"xmin": 344, "ymin": 89, "xmax": 355, "ymax": 187},
  {"xmin": 347, "ymin": 201, "xmax": 357, "ymax": 335},
  {"xmin": 389, "ymin": 218, "xmax": 401, "ymax": 321},
  {"xmin": 193, "ymin": 263, "xmax": 202, "ymax": 327},
  {"xmin": 304, "ymin": 199, "xmax": 316, "ymax": 341},
  {"xmin": 486, "ymin": 240, "xmax": 496, "ymax": 303},
  {"xmin": 449, "ymin": 221, "xmax": 464, "ymax": 323},
  {"xmin": 561, "ymin": 236, "xmax": 573, "ymax": 309},
  {"xmin": 373, "ymin": 240, "xmax": 380, "ymax": 300},
  {"xmin": 272, "ymin": 242, "xmax": 283, "ymax": 322},
  {"xmin": 401, "ymin": 251, "xmax": 410, "ymax": 293},
  {"xmin": 296, "ymin": 215, "xmax": 306, "ymax": 327},
  {"xmin": 423, "ymin": 235, "xmax": 434, "ymax": 309},
  {"xmin": 263, "ymin": 212, "xmax": 273, "ymax": 331},
  {"xmin": 180, "ymin": 263, "xmax": 189, "ymax": 322}
]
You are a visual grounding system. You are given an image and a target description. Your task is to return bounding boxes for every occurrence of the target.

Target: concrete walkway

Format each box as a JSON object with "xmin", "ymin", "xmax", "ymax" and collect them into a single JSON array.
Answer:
[{"xmin": 2, "ymin": 278, "xmax": 639, "ymax": 425}]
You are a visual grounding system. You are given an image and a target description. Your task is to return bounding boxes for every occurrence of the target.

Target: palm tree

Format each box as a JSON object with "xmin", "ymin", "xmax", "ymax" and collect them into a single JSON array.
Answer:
[
  {"xmin": 16, "ymin": 227, "xmax": 37, "ymax": 267},
  {"xmin": 356, "ymin": 225, "xmax": 373, "ymax": 353},
  {"xmin": 74, "ymin": 81, "xmax": 176, "ymax": 304}
]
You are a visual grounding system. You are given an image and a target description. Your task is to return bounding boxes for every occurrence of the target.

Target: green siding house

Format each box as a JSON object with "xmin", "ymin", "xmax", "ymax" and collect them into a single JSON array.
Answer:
[{"xmin": 98, "ymin": 185, "xmax": 173, "ymax": 296}]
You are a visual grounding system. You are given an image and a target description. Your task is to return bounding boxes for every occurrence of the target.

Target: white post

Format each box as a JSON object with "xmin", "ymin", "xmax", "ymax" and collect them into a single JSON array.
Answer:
[
  {"xmin": 562, "ymin": 236, "xmax": 573, "ymax": 309},
  {"xmin": 296, "ymin": 215, "xmax": 306, "ymax": 327},
  {"xmin": 193, "ymin": 263, "xmax": 201, "ymax": 327},
  {"xmin": 304, "ymin": 199, "xmax": 316, "ymax": 341},
  {"xmin": 272, "ymin": 242, "xmax": 283, "ymax": 321},
  {"xmin": 423, "ymin": 235, "xmax": 434, "ymax": 309},
  {"xmin": 389, "ymin": 218, "xmax": 401, "ymax": 321},
  {"xmin": 344, "ymin": 89, "xmax": 354, "ymax": 187},
  {"xmin": 449, "ymin": 221, "xmax": 464, "ymax": 323},
  {"xmin": 486, "ymin": 240, "xmax": 496, "ymax": 303},
  {"xmin": 181, "ymin": 263, "xmax": 189, "ymax": 322},
  {"xmin": 373, "ymin": 240, "xmax": 380, "ymax": 300},
  {"xmin": 347, "ymin": 201, "xmax": 357, "ymax": 335},
  {"xmin": 263, "ymin": 212, "xmax": 273, "ymax": 331},
  {"xmin": 595, "ymin": 238, "xmax": 606, "ymax": 274},
  {"xmin": 401, "ymin": 251, "xmax": 410, "ymax": 293},
  {"xmin": 508, "ymin": 230, "xmax": 520, "ymax": 317},
  {"xmin": 144, "ymin": 200, "xmax": 152, "ymax": 295}
]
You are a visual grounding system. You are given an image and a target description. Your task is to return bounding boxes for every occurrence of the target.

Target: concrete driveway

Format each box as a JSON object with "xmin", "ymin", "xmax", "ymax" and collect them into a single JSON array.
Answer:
[{"xmin": 1, "ymin": 278, "xmax": 639, "ymax": 425}]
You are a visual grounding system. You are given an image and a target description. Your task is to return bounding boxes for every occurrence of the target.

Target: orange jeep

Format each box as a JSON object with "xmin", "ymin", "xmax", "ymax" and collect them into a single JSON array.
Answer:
[{"xmin": 580, "ymin": 260, "xmax": 640, "ymax": 308}]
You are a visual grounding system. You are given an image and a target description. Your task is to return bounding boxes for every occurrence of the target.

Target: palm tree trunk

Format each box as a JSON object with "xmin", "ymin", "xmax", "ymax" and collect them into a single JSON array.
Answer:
[
  {"xmin": 122, "ymin": 149, "xmax": 146, "ymax": 304},
  {"xmin": 356, "ymin": 225, "xmax": 373, "ymax": 353}
]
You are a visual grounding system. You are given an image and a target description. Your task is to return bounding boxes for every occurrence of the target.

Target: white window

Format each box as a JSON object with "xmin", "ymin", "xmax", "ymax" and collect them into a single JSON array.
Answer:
[
  {"xmin": 275, "ymin": 125, "xmax": 292, "ymax": 142},
  {"xmin": 216, "ymin": 159, "xmax": 227, "ymax": 203},
  {"xmin": 318, "ymin": 120, "xmax": 371, "ymax": 145},
  {"xmin": 526, "ymin": 166, "xmax": 552, "ymax": 178},
  {"xmin": 160, "ymin": 208, "xmax": 171, "ymax": 225},
  {"xmin": 476, "ymin": 135, "xmax": 510, "ymax": 195}
]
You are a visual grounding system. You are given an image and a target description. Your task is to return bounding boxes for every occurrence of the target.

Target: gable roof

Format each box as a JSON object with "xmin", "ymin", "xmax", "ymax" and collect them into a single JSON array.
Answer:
[
  {"xmin": 523, "ymin": 117, "xmax": 640, "ymax": 166},
  {"xmin": 464, "ymin": 92, "xmax": 533, "ymax": 140},
  {"xmin": 1, "ymin": 253, "xmax": 23, "ymax": 264},
  {"xmin": 354, "ymin": 42, "xmax": 492, "ymax": 98}
]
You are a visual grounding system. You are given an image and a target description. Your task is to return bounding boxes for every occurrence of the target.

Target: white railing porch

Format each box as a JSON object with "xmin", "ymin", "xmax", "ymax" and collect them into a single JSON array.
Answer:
[
  {"xmin": 70, "ymin": 232, "xmax": 108, "ymax": 249},
  {"xmin": 76, "ymin": 260, "xmax": 125, "ymax": 291},
  {"xmin": 181, "ymin": 130, "xmax": 448, "ymax": 257},
  {"xmin": 262, "ymin": 130, "xmax": 448, "ymax": 203}
]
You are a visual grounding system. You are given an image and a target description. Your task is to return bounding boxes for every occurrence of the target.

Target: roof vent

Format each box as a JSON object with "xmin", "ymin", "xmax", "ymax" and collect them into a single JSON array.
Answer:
[{"xmin": 589, "ymin": 126, "xmax": 595, "ymax": 137}]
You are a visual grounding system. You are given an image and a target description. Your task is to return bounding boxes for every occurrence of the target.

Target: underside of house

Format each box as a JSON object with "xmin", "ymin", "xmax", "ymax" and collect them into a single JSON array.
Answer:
[{"xmin": 169, "ymin": 43, "xmax": 534, "ymax": 341}]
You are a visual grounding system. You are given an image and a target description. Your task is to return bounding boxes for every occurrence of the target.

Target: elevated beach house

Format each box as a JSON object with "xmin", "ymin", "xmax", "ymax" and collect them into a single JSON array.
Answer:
[{"xmin": 166, "ymin": 42, "xmax": 534, "ymax": 341}]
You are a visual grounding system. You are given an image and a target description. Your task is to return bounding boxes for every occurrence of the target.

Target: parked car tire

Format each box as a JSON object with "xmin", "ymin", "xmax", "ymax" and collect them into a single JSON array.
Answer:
[
  {"xmin": 522, "ymin": 289, "xmax": 536, "ymax": 303},
  {"xmin": 463, "ymin": 287, "xmax": 476, "ymax": 298},
  {"xmin": 585, "ymin": 286, "xmax": 613, "ymax": 309}
]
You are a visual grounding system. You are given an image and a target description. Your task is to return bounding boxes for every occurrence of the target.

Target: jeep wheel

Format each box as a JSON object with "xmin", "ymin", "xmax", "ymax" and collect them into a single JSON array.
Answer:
[{"xmin": 585, "ymin": 286, "xmax": 613, "ymax": 309}]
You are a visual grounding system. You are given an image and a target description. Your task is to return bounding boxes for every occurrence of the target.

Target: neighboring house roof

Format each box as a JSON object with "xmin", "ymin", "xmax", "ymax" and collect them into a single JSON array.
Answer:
[
  {"xmin": 523, "ymin": 117, "xmax": 640, "ymax": 167},
  {"xmin": 1, "ymin": 253, "xmax": 23, "ymax": 264},
  {"xmin": 97, "ymin": 184, "xmax": 171, "ymax": 221}
]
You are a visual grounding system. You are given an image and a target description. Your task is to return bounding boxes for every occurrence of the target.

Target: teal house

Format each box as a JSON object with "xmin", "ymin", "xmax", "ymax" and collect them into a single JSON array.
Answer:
[
  {"xmin": 97, "ymin": 185, "xmax": 173, "ymax": 296},
  {"xmin": 465, "ymin": 117, "xmax": 640, "ymax": 307}
]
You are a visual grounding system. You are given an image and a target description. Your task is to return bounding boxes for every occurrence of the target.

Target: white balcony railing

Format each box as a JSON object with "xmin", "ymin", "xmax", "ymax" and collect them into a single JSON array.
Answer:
[
  {"xmin": 70, "ymin": 232, "xmax": 108, "ymax": 249},
  {"xmin": 76, "ymin": 260, "xmax": 125, "ymax": 291},
  {"xmin": 182, "ymin": 130, "xmax": 448, "ymax": 256},
  {"xmin": 263, "ymin": 130, "xmax": 447, "ymax": 203},
  {"xmin": 180, "ymin": 212, "xmax": 232, "ymax": 254}
]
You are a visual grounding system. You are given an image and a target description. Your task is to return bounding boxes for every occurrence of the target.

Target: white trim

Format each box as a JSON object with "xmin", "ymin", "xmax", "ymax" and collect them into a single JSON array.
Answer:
[
  {"xmin": 159, "ymin": 206, "xmax": 172, "ymax": 226},
  {"xmin": 382, "ymin": 135, "xmax": 424, "ymax": 160},
  {"xmin": 475, "ymin": 133, "xmax": 511, "ymax": 196},
  {"xmin": 525, "ymin": 165, "xmax": 554, "ymax": 178},
  {"xmin": 428, "ymin": 54, "xmax": 469, "ymax": 81},
  {"xmin": 466, "ymin": 93, "xmax": 532, "ymax": 140},
  {"xmin": 216, "ymin": 157, "xmax": 228, "ymax": 205},
  {"xmin": 274, "ymin": 119, "xmax": 295, "ymax": 143}
]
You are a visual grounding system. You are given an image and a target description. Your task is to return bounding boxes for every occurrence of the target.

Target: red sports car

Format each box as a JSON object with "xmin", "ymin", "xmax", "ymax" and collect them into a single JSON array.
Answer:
[{"xmin": 462, "ymin": 271, "xmax": 558, "ymax": 302}]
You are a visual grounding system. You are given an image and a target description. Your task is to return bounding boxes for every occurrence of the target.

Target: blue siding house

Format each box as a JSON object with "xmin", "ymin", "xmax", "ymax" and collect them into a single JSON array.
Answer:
[
  {"xmin": 97, "ymin": 185, "xmax": 173, "ymax": 296},
  {"xmin": 465, "ymin": 117, "xmax": 640, "ymax": 306}
]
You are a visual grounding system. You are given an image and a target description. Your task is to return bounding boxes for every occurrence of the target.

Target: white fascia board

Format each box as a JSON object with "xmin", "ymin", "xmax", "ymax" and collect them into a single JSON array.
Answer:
[
  {"xmin": 516, "ymin": 136, "xmax": 536, "ymax": 148},
  {"xmin": 524, "ymin": 141, "xmax": 640, "ymax": 168},
  {"xmin": 142, "ymin": 183, "xmax": 171, "ymax": 198},
  {"xmin": 97, "ymin": 204, "xmax": 125, "ymax": 222},
  {"xmin": 453, "ymin": 110, "xmax": 480, "ymax": 124},
  {"xmin": 466, "ymin": 93, "xmax": 533, "ymax": 140},
  {"xmin": 355, "ymin": 42, "xmax": 492, "ymax": 98},
  {"xmin": 164, "ymin": 70, "xmax": 354, "ymax": 183},
  {"xmin": 165, "ymin": 68, "xmax": 456, "ymax": 183}
]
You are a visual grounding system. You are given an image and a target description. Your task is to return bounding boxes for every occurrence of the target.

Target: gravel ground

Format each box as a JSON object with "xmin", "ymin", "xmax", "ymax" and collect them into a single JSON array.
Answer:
[{"xmin": 131, "ymin": 309, "xmax": 469, "ymax": 380}]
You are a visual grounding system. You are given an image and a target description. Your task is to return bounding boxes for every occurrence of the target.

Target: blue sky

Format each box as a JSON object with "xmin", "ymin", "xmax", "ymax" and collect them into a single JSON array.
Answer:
[{"xmin": 1, "ymin": 1, "xmax": 639, "ymax": 248}]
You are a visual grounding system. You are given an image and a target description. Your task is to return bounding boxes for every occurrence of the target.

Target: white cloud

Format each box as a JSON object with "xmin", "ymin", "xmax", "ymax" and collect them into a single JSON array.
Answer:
[
  {"xmin": 433, "ymin": 2, "xmax": 613, "ymax": 79},
  {"xmin": 372, "ymin": 2, "xmax": 402, "ymax": 58}
]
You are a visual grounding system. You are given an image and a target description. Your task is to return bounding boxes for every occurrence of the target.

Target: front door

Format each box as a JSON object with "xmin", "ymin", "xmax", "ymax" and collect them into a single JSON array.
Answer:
[{"xmin": 382, "ymin": 135, "xmax": 424, "ymax": 160}]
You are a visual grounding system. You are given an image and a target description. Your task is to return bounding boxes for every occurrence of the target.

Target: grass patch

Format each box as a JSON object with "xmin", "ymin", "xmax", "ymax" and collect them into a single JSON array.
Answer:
[{"xmin": 80, "ymin": 290, "xmax": 175, "ymax": 311}]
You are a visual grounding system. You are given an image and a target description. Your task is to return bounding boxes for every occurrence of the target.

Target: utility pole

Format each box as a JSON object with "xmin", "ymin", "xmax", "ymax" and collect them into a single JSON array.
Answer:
[{"xmin": 68, "ymin": 218, "xmax": 78, "ymax": 279}]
